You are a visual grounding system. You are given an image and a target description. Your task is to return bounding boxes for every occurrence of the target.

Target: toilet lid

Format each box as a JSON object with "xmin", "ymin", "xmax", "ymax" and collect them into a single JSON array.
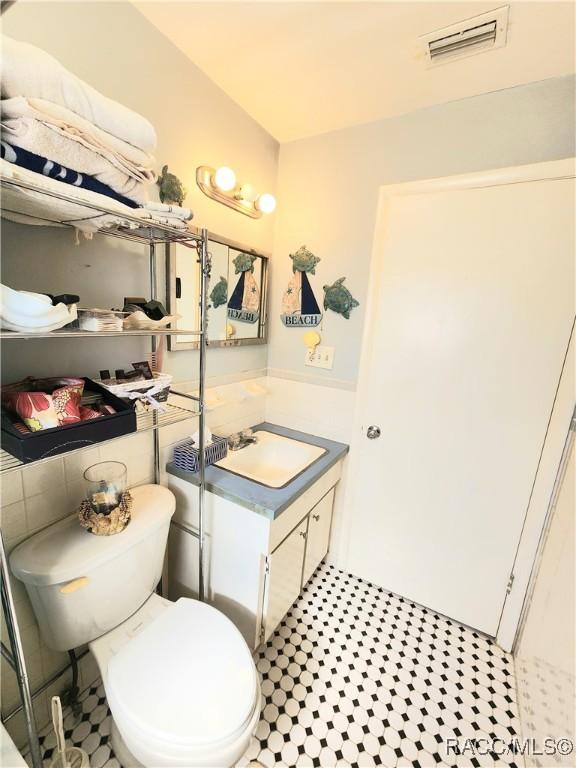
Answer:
[{"xmin": 106, "ymin": 598, "xmax": 258, "ymax": 748}]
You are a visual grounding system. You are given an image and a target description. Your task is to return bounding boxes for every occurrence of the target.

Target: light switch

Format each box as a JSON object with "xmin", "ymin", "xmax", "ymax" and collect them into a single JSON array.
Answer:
[{"xmin": 305, "ymin": 345, "xmax": 334, "ymax": 370}]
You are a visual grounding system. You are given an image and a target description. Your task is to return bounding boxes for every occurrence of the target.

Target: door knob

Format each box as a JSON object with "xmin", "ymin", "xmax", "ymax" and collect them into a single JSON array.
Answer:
[{"xmin": 366, "ymin": 425, "xmax": 381, "ymax": 440}]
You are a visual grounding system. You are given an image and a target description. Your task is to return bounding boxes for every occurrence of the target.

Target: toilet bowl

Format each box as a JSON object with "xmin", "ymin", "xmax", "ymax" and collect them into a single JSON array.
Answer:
[
  {"xmin": 91, "ymin": 593, "xmax": 261, "ymax": 768},
  {"xmin": 10, "ymin": 484, "xmax": 261, "ymax": 768}
]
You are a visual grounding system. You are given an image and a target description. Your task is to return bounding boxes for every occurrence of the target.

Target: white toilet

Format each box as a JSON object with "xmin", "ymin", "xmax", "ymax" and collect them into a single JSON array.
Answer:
[{"xmin": 10, "ymin": 484, "xmax": 261, "ymax": 768}]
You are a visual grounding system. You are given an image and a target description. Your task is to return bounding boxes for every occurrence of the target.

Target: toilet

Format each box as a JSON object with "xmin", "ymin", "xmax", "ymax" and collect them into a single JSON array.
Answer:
[{"xmin": 10, "ymin": 484, "xmax": 261, "ymax": 768}]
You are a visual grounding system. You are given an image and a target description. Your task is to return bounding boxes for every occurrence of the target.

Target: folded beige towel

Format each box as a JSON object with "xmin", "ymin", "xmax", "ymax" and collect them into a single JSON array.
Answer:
[
  {"xmin": 2, "ymin": 115, "xmax": 151, "ymax": 205},
  {"xmin": 2, "ymin": 97, "xmax": 156, "ymax": 182}
]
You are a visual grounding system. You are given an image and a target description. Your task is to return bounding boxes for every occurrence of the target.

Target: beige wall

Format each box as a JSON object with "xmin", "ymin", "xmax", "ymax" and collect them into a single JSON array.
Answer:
[
  {"xmin": 514, "ymin": 436, "xmax": 575, "ymax": 766},
  {"xmin": 268, "ymin": 75, "xmax": 576, "ymax": 387},
  {"xmin": 1, "ymin": 0, "xmax": 279, "ymax": 385}
]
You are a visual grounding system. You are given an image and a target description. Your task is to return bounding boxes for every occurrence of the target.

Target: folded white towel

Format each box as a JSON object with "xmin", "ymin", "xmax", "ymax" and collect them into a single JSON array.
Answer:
[
  {"xmin": 0, "ymin": 283, "xmax": 77, "ymax": 332},
  {"xmin": 135, "ymin": 209, "xmax": 189, "ymax": 230},
  {"xmin": 143, "ymin": 201, "xmax": 193, "ymax": 220},
  {"xmin": 2, "ymin": 97, "xmax": 156, "ymax": 182},
  {"xmin": 1, "ymin": 35, "xmax": 157, "ymax": 153},
  {"xmin": 2, "ymin": 116, "xmax": 151, "ymax": 205},
  {"xmin": 1, "ymin": 311, "xmax": 77, "ymax": 333}
]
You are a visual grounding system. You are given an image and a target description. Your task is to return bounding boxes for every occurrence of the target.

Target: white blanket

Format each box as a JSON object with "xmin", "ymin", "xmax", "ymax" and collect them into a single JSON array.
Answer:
[
  {"xmin": 2, "ymin": 116, "xmax": 151, "ymax": 205},
  {"xmin": 1, "ymin": 97, "xmax": 156, "ymax": 181},
  {"xmin": 1, "ymin": 35, "xmax": 157, "ymax": 153}
]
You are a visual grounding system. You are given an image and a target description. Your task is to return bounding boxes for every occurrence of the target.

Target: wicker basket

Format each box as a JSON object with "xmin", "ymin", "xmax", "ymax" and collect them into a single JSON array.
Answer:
[
  {"xmin": 172, "ymin": 434, "xmax": 228, "ymax": 473},
  {"xmin": 95, "ymin": 372, "xmax": 173, "ymax": 404}
]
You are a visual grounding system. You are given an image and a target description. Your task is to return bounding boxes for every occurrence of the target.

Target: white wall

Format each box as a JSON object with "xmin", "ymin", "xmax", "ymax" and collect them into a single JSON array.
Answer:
[
  {"xmin": 514, "ymin": 438, "xmax": 575, "ymax": 766},
  {"xmin": 268, "ymin": 75, "xmax": 576, "ymax": 387},
  {"xmin": 1, "ymin": 0, "xmax": 279, "ymax": 384}
]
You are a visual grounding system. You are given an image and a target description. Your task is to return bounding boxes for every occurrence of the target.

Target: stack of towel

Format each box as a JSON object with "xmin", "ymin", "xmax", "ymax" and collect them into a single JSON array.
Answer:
[{"xmin": 0, "ymin": 35, "xmax": 192, "ymax": 231}]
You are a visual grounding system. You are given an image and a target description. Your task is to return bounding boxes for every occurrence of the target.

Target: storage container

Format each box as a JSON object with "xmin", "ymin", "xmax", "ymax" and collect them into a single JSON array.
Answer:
[{"xmin": 1, "ymin": 379, "xmax": 136, "ymax": 463}]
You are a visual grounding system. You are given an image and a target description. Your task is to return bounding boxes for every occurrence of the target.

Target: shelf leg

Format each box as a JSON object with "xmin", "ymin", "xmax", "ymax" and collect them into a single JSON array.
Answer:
[
  {"xmin": 0, "ymin": 532, "xmax": 43, "ymax": 768},
  {"xmin": 149, "ymin": 241, "xmax": 161, "ymax": 486},
  {"xmin": 198, "ymin": 229, "xmax": 210, "ymax": 602}
]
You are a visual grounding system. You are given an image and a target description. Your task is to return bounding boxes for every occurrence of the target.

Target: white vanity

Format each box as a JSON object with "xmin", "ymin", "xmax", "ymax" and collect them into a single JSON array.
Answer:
[{"xmin": 166, "ymin": 423, "xmax": 348, "ymax": 649}]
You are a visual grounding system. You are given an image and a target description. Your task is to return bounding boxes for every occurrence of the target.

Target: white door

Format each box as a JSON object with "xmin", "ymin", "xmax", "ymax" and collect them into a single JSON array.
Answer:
[
  {"xmin": 347, "ymin": 164, "xmax": 575, "ymax": 636},
  {"xmin": 302, "ymin": 490, "xmax": 335, "ymax": 585},
  {"xmin": 264, "ymin": 518, "xmax": 308, "ymax": 640}
]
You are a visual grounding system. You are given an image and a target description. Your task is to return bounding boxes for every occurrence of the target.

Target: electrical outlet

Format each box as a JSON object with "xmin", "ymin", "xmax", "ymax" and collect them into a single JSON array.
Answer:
[{"xmin": 305, "ymin": 345, "xmax": 334, "ymax": 370}]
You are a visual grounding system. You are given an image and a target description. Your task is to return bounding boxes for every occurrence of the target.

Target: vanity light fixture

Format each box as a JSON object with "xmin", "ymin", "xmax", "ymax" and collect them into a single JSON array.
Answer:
[{"xmin": 196, "ymin": 165, "xmax": 276, "ymax": 219}]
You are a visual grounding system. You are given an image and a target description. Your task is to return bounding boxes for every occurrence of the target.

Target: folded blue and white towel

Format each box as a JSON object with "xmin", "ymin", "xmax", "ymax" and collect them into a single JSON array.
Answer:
[{"xmin": 0, "ymin": 141, "xmax": 139, "ymax": 208}]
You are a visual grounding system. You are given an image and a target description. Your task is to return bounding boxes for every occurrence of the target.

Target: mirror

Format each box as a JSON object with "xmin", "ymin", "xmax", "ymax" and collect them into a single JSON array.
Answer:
[{"xmin": 167, "ymin": 235, "xmax": 268, "ymax": 350}]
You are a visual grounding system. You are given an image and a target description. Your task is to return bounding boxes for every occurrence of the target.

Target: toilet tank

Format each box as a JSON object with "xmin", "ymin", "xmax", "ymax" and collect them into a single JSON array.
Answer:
[{"xmin": 10, "ymin": 484, "xmax": 176, "ymax": 651}]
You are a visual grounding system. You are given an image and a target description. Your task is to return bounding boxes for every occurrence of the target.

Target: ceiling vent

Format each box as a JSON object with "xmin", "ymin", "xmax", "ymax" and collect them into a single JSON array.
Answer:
[{"xmin": 420, "ymin": 6, "xmax": 509, "ymax": 67}]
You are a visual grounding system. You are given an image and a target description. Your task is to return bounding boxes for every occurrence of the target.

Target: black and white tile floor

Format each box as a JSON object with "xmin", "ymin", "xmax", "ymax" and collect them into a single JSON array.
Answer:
[{"xmin": 36, "ymin": 563, "xmax": 521, "ymax": 768}]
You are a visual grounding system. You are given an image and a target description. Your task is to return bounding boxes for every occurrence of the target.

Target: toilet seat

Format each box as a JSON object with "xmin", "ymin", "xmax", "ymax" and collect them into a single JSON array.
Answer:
[{"xmin": 105, "ymin": 597, "xmax": 260, "ymax": 767}]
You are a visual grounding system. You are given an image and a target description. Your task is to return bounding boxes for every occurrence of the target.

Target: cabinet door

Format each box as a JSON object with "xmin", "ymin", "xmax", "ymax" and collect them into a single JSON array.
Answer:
[
  {"xmin": 264, "ymin": 518, "xmax": 308, "ymax": 641},
  {"xmin": 302, "ymin": 489, "xmax": 335, "ymax": 585}
]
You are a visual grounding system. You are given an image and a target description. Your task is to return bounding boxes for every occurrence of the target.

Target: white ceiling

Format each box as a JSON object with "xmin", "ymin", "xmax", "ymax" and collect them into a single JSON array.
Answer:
[{"xmin": 136, "ymin": 2, "xmax": 575, "ymax": 142}]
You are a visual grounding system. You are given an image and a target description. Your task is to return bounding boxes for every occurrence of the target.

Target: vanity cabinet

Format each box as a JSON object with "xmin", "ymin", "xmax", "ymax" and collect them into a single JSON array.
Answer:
[
  {"xmin": 302, "ymin": 488, "xmax": 335, "ymax": 586},
  {"xmin": 265, "ymin": 518, "xmax": 308, "ymax": 640},
  {"xmin": 167, "ymin": 460, "xmax": 342, "ymax": 649}
]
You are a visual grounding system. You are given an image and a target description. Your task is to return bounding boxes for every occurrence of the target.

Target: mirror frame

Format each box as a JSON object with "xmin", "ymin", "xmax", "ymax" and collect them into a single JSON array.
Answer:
[{"xmin": 166, "ymin": 233, "xmax": 269, "ymax": 351}]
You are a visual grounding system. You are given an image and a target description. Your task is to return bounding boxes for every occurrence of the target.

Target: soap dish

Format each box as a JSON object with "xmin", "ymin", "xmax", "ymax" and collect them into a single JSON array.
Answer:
[{"xmin": 172, "ymin": 434, "xmax": 228, "ymax": 473}]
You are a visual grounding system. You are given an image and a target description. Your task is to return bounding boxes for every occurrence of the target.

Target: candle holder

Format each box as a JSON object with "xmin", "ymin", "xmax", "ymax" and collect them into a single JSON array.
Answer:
[{"xmin": 83, "ymin": 461, "xmax": 127, "ymax": 515}]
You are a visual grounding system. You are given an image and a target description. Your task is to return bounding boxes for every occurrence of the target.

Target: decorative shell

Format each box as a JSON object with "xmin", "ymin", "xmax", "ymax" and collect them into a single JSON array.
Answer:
[
  {"xmin": 209, "ymin": 276, "xmax": 228, "ymax": 308},
  {"xmin": 289, "ymin": 245, "xmax": 320, "ymax": 274},
  {"xmin": 233, "ymin": 252, "xmax": 257, "ymax": 274},
  {"xmin": 78, "ymin": 491, "xmax": 132, "ymax": 536},
  {"xmin": 323, "ymin": 277, "xmax": 360, "ymax": 319},
  {"xmin": 156, "ymin": 165, "xmax": 186, "ymax": 206}
]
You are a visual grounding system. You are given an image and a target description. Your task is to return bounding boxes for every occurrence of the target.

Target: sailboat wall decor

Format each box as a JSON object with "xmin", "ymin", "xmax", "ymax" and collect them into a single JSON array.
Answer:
[
  {"xmin": 281, "ymin": 245, "xmax": 323, "ymax": 327},
  {"xmin": 227, "ymin": 252, "xmax": 260, "ymax": 323}
]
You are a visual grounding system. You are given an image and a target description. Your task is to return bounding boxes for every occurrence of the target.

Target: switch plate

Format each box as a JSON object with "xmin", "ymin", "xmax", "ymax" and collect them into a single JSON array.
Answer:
[{"xmin": 305, "ymin": 345, "xmax": 334, "ymax": 370}]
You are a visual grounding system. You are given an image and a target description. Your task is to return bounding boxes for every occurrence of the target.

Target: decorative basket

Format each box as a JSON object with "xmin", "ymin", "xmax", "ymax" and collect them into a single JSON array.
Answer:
[
  {"xmin": 95, "ymin": 372, "xmax": 173, "ymax": 404},
  {"xmin": 172, "ymin": 434, "xmax": 228, "ymax": 473}
]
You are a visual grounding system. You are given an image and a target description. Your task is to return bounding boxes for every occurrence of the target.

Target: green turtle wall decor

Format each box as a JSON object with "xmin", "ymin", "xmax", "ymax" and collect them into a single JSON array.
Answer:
[
  {"xmin": 281, "ymin": 245, "xmax": 323, "ymax": 327},
  {"xmin": 209, "ymin": 276, "xmax": 228, "ymax": 309},
  {"xmin": 227, "ymin": 253, "xmax": 260, "ymax": 323},
  {"xmin": 157, "ymin": 165, "xmax": 186, "ymax": 206},
  {"xmin": 290, "ymin": 245, "xmax": 321, "ymax": 274},
  {"xmin": 323, "ymin": 277, "xmax": 360, "ymax": 319},
  {"xmin": 232, "ymin": 252, "xmax": 257, "ymax": 274}
]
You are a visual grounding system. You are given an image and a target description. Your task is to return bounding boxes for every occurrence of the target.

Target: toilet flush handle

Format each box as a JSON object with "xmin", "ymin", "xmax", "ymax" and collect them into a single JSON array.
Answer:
[{"xmin": 59, "ymin": 577, "xmax": 89, "ymax": 594}]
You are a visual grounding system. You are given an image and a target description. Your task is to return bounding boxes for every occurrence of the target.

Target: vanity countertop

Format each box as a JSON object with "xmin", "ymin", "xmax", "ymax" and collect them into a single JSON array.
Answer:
[{"xmin": 166, "ymin": 422, "xmax": 349, "ymax": 520}]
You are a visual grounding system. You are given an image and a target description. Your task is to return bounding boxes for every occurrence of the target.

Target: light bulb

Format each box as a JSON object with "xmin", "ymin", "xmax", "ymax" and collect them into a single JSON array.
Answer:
[
  {"xmin": 256, "ymin": 193, "xmax": 276, "ymax": 214},
  {"xmin": 212, "ymin": 166, "xmax": 236, "ymax": 192},
  {"xmin": 238, "ymin": 183, "xmax": 257, "ymax": 203}
]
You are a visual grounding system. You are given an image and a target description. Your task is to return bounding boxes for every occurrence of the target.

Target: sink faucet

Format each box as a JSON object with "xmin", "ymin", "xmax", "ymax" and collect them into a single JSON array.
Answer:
[{"xmin": 228, "ymin": 429, "xmax": 258, "ymax": 451}]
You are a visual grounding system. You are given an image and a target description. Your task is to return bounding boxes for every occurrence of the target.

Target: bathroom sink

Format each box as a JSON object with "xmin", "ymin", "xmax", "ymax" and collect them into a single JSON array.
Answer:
[{"xmin": 215, "ymin": 430, "xmax": 326, "ymax": 488}]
